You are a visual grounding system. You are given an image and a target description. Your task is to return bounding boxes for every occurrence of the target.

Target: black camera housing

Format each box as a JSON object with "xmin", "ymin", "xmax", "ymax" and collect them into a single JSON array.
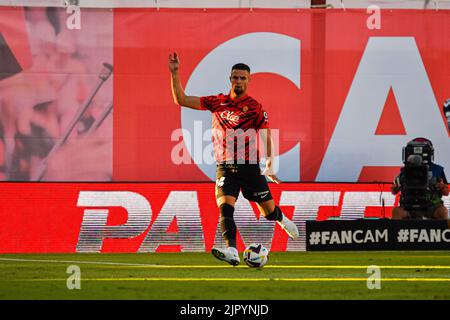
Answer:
[
  {"xmin": 399, "ymin": 164, "xmax": 430, "ymax": 212},
  {"xmin": 402, "ymin": 141, "xmax": 433, "ymax": 165},
  {"xmin": 399, "ymin": 140, "xmax": 435, "ymax": 213}
]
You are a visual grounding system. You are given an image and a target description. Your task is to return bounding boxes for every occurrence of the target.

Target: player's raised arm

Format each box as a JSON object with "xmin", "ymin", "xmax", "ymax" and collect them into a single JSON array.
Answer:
[{"xmin": 169, "ymin": 52, "xmax": 202, "ymax": 110}]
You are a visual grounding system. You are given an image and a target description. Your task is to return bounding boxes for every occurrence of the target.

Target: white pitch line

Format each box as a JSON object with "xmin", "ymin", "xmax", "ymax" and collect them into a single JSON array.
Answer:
[
  {"xmin": 0, "ymin": 257, "xmax": 164, "ymax": 267},
  {"xmin": 0, "ymin": 257, "xmax": 450, "ymax": 269}
]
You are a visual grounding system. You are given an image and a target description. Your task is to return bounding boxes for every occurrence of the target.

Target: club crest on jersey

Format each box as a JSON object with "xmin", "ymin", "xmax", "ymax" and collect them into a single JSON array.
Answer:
[
  {"xmin": 242, "ymin": 106, "xmax": 248, "ymax": 113},
  {"xmin": 220, "ymin": 110, "xmax": 240, "ymax": 126}
]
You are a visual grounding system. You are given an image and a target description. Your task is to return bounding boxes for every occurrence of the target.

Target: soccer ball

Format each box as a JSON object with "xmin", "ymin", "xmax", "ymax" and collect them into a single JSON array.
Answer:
[{"xmin": 243, "ymin": 243, "xmax": 269, "ymax": 268}]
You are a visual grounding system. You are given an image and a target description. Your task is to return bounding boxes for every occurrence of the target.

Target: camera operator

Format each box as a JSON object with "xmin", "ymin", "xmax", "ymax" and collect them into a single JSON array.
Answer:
[{"xmin": 391, "ymin": 137, "xmax": 449, "ymax": 220}]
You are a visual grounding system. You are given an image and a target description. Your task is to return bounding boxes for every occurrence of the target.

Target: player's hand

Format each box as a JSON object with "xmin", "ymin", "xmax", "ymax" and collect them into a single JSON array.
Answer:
[
  {"xmin": 265, "ymin": 173, "xmax": 281, "ymax": 184},
  {"xmin": 168, "ymin": 52, "xmax": 180, "ymax": 73},
  {"xmin": 263, "ymin": 159, "xmax": 281, "ymax": 184}
]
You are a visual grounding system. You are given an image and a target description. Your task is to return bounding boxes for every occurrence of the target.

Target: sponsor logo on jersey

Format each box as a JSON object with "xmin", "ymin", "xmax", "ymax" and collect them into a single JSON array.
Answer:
[{"xmin": 220, "ymin": 110, "xmax": 240, "ymax": 126}]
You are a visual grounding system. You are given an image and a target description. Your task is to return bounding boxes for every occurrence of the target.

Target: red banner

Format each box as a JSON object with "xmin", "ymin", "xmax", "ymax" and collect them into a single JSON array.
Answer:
[
  {"xmin": 114, "ymin": 9, "xmax": 450, "ymax": 183},
  {"xmin": 0, "ymin": 182, "xmax": 420, "ymax": 253}
]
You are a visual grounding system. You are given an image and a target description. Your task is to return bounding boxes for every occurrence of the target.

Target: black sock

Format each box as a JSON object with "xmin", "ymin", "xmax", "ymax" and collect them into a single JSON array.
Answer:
[
  {"xmin": 265, "ymin": 206, "xmax": 283, "ymax": 222},
  {"xmin": 219, "ymin": 203, "xmax": 237, "ymax": 248}
]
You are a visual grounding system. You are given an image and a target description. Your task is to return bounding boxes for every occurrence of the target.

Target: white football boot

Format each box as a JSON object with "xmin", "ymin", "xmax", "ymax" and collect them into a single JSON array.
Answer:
[
  {"xmin": 277, "ymin": 215, "xmax": 299, "ymax": 239},
  {"xmin": 211, "ymin": 247, "xmax": 240, "ymax": 266}
]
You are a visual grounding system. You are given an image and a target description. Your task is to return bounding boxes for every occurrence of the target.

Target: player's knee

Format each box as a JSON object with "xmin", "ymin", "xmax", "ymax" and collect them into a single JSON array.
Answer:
[
  {"xmin": 258, "ymin": 199, "xmax": 275, "ymax": 217},
  {"xmin": 216, "ymin": 196, "xmax": 236, "ymax": 208}
]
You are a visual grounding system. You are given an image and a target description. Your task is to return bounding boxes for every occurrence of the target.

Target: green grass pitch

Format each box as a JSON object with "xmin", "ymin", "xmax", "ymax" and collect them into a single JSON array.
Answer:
[{"xmin": 0, "ymin": 251, "xmax": 449, "ymax": 300}]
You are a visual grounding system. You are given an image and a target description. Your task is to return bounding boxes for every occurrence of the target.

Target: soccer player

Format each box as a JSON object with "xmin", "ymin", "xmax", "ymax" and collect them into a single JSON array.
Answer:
[{"xmin": 168, "ymin": 52, "xmax": 299, "ymax": 266}]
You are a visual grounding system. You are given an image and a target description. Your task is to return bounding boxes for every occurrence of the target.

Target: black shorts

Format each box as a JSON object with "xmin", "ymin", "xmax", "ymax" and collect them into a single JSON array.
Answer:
[{"xmin": 215, "ymin": 163, "xmax": 273, "ymax": 202}]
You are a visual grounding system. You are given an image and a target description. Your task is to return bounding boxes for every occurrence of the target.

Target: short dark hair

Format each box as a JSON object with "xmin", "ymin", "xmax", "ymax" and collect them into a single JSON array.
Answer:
[{"xmin": 231, "ymin": 63, "xmax": 250, "ymax": 73}]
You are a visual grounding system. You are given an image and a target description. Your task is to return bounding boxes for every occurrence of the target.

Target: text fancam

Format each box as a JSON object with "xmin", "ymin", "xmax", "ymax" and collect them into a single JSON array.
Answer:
[
  {"xmin": 397, "ymin": 228, "xmax": 450, "ymax": 243},
  {"xmin": 309, "ymin": 229, "xmax": 388, "ymax": 245}
]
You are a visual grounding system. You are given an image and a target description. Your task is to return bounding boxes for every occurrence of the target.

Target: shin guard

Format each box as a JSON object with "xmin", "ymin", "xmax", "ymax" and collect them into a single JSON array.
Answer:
[{"xmin": 219, "ymin": 203, "xmax": 237, "ymax": 248}]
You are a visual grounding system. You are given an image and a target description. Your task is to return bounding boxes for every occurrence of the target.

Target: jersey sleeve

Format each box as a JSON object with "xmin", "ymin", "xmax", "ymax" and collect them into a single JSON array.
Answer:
[
  {"xmin": 200, "ymin": 95, "xmax": 219, "ymax": 112},
  {"xmin": 254, "ymin": 105, "xmax": 270, "ymax": 129}
]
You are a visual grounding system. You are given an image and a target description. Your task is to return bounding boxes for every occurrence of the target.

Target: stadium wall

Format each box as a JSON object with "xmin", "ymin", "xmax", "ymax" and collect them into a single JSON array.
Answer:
[
  {"xmin": 0, "ymin": 182, "xmax": 448, "ymax": 253},
  {"xmin": 1, "ymin": 182, "xmax": 446, "ymax": 253}
]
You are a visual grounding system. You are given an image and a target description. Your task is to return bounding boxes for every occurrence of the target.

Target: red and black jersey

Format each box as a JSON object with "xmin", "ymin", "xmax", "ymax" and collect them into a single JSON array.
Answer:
[{"xmin": 200, "ymin": 93, "xmax": 269, "ymax": 163}]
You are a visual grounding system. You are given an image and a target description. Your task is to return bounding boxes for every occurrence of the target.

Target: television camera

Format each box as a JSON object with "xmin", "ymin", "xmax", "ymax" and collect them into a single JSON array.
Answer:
[{"xmin": 398, "ymin": 138, "xmax": 437, "ymax": 214}]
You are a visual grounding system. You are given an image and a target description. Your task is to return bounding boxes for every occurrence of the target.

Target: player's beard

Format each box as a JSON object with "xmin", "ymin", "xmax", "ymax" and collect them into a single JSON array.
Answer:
[{"xmin": 233, "ymin": 86, "xmax": 243, "ymax": 96}]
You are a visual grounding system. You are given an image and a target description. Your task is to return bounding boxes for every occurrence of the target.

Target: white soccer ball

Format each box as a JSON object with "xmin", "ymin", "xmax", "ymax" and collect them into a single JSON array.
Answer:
[{"xmin": 243, "ymin": 243, "xmax": 269, "ymax": 268}]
